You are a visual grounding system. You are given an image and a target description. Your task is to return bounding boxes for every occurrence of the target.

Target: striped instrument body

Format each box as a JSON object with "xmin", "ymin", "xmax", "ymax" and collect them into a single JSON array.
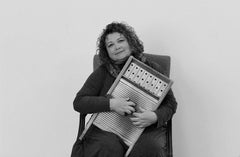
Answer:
[{"xmin": 79, "ymin": 56, "xmax": 173, "ymax": 157}]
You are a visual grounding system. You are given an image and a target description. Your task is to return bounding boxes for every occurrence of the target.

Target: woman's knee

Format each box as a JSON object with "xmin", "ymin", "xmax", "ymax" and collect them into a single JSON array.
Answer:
[
  {"xmin": 129, "ymin": 137, "xmax": 167, "ymax": 157},
  {"xmin": 101, "ymin": 138, "xmax": 124, "ymax": 152},
  {"xmin": 93, "ymin": 132, "xmax": 126, "ymax": 155}
]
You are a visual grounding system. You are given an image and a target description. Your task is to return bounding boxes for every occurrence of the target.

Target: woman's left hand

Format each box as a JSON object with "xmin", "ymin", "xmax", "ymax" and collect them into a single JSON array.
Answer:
[{"xmin": 130, "ymin": 107, "xmax": 158, "ymax": 128}]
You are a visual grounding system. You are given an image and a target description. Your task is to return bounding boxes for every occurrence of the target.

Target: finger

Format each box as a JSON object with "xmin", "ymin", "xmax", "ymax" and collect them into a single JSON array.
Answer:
[
  {"xmin": 138, "ymin": 106, "xmax": 146, "ymax": 112},
  {"xmin": 132, "ymin": 121, "xmax": 141, "ymax": 126},
  {"xmin": 132, "ymin": 112, "xmax": 141, "ymax": 117},
  {"xmin": 137, "ymin": 125, "xmax": 144, "ymax": 128},
  {"xmin": 127, "ymin": 101, "xmax": 136, "ymax": 107},
  {"xmin": 130, "ymin": 117, "xmax": 139, "ymax": 122},
  {"xmin": 124, "ymin": 97, "xmax": 130, "ymax": 101},
  {"xmin": 132, "ymin": 122, "xmax": 144, "ymax": 128},
  {"xmin": 128, "ymin": 106, "xmax": 136, "ymax": 113},
  {"xmin": 125, "ymin": 110, "xmax": 132, "ymax": 115}
]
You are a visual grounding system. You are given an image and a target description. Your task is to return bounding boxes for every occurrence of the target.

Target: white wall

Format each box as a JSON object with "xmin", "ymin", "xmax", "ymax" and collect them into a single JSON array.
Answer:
[{"xmin": 1, "ymin": 0, "xmax": 240, "ymax": 157}]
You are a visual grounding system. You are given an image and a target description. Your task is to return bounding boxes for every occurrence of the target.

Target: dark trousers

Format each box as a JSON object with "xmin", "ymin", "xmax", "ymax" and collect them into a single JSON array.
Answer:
[{"xmin": 71, "ymin": 125, "xmax": 167, "ymax": 157}]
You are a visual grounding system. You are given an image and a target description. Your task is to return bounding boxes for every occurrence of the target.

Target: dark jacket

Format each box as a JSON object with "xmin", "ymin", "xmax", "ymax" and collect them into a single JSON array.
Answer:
[{"xmin": 73, "ymin": 59, "xmax": 177, "ymax": 128}]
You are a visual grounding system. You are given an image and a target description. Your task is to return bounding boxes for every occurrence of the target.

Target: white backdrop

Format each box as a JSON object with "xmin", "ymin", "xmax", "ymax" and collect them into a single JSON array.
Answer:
[{"xmin": 1, "ymin": 0, "xmax": 240, "ymax": 157}]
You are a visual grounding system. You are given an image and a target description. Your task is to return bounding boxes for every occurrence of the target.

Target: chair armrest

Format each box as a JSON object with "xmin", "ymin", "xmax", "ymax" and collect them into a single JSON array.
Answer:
[{"xmin": 76, "ymin": 114, "xmax": 86, "ymax": 139}]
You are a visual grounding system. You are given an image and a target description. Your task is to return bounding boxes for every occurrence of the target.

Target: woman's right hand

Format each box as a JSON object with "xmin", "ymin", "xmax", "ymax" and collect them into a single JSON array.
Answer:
[{"xmin": 109, "ymin": 98, "xmax": 136, "ymax": 116}]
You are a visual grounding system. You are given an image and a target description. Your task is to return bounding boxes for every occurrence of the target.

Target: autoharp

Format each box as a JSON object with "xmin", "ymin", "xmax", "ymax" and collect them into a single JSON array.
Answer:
[{"xmin": 79, "ymin": 56, "xmax": 173, "ymax": 157}]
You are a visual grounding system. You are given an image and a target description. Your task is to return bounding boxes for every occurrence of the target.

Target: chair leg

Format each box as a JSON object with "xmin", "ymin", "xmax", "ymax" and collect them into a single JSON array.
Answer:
[{"xmin": 167, "ymin": 120, "xmax": 173, "ymax": 157}]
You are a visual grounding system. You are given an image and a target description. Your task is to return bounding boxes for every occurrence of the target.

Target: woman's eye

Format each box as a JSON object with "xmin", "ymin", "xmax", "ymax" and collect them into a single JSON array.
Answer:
[{"xmin": 107, "ymin": 44, "xmax": 113, "ymax": 48}]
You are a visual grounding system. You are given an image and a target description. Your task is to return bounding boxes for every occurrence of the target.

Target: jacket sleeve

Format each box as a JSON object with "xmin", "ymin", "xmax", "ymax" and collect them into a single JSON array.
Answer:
[
  {"xmin": 147, "ymin": 59, "xmax": 178, "ymax": 128},
  {"xmin": 73, "ymin": 66, "xmax": 111, "ymax": 114},
  {"xmin": 154, "ymin": 89, "xmax": 177, "ymax": 127}
]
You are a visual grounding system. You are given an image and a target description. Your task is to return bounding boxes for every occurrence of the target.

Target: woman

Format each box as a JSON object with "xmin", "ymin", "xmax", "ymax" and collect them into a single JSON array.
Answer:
[{"xmin": 71, "ymin": 22, "xmax": 177, "ymax": 157}]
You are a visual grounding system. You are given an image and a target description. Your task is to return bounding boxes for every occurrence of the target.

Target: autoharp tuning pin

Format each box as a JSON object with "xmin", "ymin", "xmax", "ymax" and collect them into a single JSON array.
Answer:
[
  {"xmin": 129, "ymin": 65, "xmax": 140, "ymax": 80},
  {"xmin": 133, "ymin": 68, "xmax": 145, "ymax": 84},
  {"xmin": 124, "ymin": 63, "xmax": 135, "ymax": 78},
  {"xmin": 156, "ymin": 82, "xmax": 168, "ymax": 97}
]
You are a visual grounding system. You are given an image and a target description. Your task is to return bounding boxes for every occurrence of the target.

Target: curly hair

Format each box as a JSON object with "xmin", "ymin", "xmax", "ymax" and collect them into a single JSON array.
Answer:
[{"xmin": 97, "ymin": 22, "xmax": 144, "ymax": 65}]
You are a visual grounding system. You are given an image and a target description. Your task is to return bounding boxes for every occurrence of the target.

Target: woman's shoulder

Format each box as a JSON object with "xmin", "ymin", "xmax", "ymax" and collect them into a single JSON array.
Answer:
[
  {"xmin": 145, "ymin": 58, "xmax": 167, "ymax": 76},
  {"xmin": 85, "ymin": 64, "xmax": 108, "ymax": 83},
  {"xmin": 92, "ymin": 64, "xmax": 108, "ymax": 75}
]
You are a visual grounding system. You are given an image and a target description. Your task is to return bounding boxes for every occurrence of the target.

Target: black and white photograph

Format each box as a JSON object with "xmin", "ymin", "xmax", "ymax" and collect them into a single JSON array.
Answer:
[{"xmin": 1, "ymin": 0, "xmax": 240, "ymax": 157}]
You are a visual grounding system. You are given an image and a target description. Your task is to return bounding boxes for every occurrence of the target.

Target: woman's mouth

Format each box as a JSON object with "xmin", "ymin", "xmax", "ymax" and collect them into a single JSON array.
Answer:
[{"xmin": 115, "ymin": 50, "xmax": 124, "ymax": 55}]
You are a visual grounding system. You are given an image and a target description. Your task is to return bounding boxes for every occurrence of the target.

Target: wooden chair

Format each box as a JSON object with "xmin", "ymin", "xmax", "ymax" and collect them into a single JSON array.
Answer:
[{"xmin": 72, "ymin": 53, "xmax": 173, "ymax": 157}]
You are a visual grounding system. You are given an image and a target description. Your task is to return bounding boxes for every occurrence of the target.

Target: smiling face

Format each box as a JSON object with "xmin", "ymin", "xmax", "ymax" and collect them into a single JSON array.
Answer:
[{"xmin": 105, "ymin": 32, "xmax": 132, "ymax": 63}]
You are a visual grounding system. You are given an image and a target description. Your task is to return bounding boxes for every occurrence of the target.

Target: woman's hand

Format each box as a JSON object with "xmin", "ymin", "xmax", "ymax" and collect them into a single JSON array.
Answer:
[
  {"xmin": 130, "ymin": 107, "xmax": 158, "ymax": 128},
  {"xmin": 110, "ymin": 98, "xmax": 136, "ymax": 116}
]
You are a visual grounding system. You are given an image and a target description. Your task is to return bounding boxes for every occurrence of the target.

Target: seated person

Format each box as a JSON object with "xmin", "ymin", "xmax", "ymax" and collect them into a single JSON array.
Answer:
[{"xmin": 71, "ymin": 22, "xmax": 177, "ymax": 157}]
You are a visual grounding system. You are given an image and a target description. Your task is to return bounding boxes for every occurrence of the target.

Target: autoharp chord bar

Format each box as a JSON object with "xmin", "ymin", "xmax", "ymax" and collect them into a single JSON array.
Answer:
[{"xmin": 123, "ymin": 62, "xmax": 168, "ymax": 98}]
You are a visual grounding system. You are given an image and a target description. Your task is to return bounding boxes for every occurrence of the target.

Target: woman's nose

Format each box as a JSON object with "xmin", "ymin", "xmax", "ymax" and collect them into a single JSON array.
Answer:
[{"xmin": 115, "ymin": 44, "xmax": 121, "ymax": 50}]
